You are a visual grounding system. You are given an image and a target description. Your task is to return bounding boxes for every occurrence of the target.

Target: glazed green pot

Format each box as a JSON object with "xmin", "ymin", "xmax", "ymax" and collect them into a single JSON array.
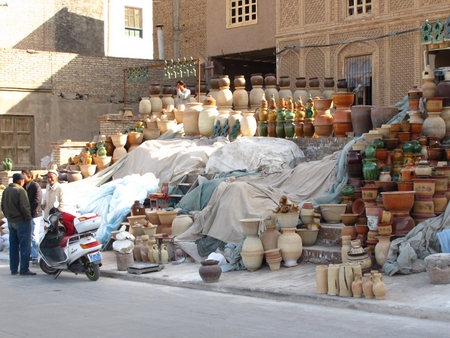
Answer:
[
  {"xmin": 362, "ymin": 159, "xmax": 379, "ymax": 180},
  {"xmin": 284, "ymin": 120, "xmax": 295, "ymax": 138},
  {"xmin": 373, "ymin": 138, "xmax": 384, "ymax": 149},
  {"xmin": 402, "ymin": 141, "xmax": 413, "ymax": 154},
  {"xmin": 258, "ymin": 122, "xmax": 268, "ymax": 137},
  {"xmin": 365, "ymin": 144, "xmax": 376, "ymax": 158},
  {"xmin": 276, "ymin": 121, "xmax": 286, "ymax": 138},
  {"xmin": 342, "ymin": 184, "xmax": 355, "ymax": 196}
]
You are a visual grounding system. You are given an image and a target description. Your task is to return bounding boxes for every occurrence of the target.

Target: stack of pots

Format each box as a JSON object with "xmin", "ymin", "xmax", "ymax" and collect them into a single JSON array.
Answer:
[
  {"xmin": 332, "ymin": 92, "xmax": 355, "ymax": 137},
  {"xmin": 411, "ymin": 177, "xmax": 436, "ymax": 224}
]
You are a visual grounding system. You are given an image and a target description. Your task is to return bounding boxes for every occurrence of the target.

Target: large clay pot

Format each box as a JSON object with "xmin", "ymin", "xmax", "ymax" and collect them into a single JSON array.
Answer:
[
  {"xmin": 67, "ymin": 170, "xmax": 83, "ymax": 182},
  {"xmin": 199, "ymin": 259, "xmax": 222, "ymax": 283},
  {"xmin": 241, "ymin": 235, "xmax": 264, "ymax": 271},
  {"xmin": 278, "ymin": 76, "xmax": 293, "ymax": 101},
  {"xmin": 249, "ymin": 85, "xmax": 265, "ymax": 110},
  {"xmin": 436, "ymin": 80, "xmax": 450, "ymax": 107},
  {"xmin": 371, "ymin": 107, "xmax": 399, "ymax": 128},
  {"xmin": 198, "ymin": 104, "xmax": 219, "ymax": 137},
  {"xmin": 183, "ymin": 102, "xmax": 203, "ymax": 136},
  {"xmin": 265, "ymin": 73, "xmax": 279, "ymax": 103},
  {"xmin": 259, "ymin": 226, "xmax": 281, "ymax": 251},
  {"xmin": 228, "ymin": 111, "xmax": 243, "ymax": 135},
  {"xmin": 233, "ymin": 75, "xmax": 249, "ymax": 111},
  {"xmin": 127, "ymin": 132, "xmax": 144, "ymax": 151},
  {"xmin": 294, "ymin": 77, "xmax": 308, "ymax": 104},
  {"xmin": 277, "ymin": 228, "xmax": 302, "ymax": 267},
  {"xmin": 172, "ymin": 215, "xmax": 193, "ymax": 237},
  {"xmin": 332, "ymin": 92, "xmax": 354, "ymax": 137},
  {"xmin": 422, "ymin": 112, "xmax": 446, "ymax": 139},
  {"xmin": 351, "ymin": 105, "xmax": 373, "ymax": 136},
  {"xmin": 313, "ymin": 98, "xmax": 334, "ymax": 137},
  {"xmin": 139, "ymin": 97, "xmax": 152, "ymax": 116},
  {"xmin": 240, "ymin": 111, "xmax": 257, "ymax": 136}
]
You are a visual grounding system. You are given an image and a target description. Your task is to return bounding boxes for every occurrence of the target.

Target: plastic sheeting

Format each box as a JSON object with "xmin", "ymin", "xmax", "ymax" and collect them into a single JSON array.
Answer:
[{"xmin": 205, "ymin": 137, "xmax": 305, "ymax": 175}]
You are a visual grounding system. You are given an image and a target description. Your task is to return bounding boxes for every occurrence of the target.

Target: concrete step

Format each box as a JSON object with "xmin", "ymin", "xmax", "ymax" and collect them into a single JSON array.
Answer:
[
  {"xmin": 315, "ymin": 223, "xmax": 343, "ymax": 246},
  {"xmin": 300, "ymin": 244, "xmax": 342, "ymax": 264}
]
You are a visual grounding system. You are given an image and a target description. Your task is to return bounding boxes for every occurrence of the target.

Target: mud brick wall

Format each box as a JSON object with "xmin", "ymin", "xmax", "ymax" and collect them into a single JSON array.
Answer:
[{"xmin": 51, "ymin": 140, "xmax": 87, "ymax": 166}]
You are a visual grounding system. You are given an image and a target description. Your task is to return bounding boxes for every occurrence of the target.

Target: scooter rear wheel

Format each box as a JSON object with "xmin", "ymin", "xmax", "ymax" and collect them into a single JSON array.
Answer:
[
  {"xmin": 39, "ymin": 259, "xmax": 58, "ymax": 275},
  {"xmin": 84, "ymin": 262, "xmax": 100, "ymax": 281}
]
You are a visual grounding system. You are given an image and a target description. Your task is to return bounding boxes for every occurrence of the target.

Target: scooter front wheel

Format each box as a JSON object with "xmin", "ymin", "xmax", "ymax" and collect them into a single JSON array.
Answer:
[
  {"xmin": 39, "ymin": 259, "xmax": 58, "ymax": 275},
  {"xmin": 84, "ymin": 262, "xmax": 100, "ymax": 281}
]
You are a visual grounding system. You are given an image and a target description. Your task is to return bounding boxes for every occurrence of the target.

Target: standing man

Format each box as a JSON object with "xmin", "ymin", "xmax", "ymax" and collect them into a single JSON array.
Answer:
[
  {"xmin": 1, "ymin": 173, "xmax": 35, "ymax": 275},
  {"xmin": 42, "ymin": 170, "xmax": 67, "ymax": 219},
  {"xmin": 22, "ymin": 170, "xmax": 42, "ymax": 264},
  {"xmin": 176, "ymin": 80, "xmax": 191, "ymax": 109}
]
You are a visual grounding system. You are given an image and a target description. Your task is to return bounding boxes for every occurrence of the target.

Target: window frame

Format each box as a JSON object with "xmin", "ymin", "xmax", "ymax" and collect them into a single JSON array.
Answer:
[
  {"xmin": 124, "ymin": 6, "xmax": 143, "ymax": 38},
  {"xmin": 347, "ymin": 0, "xmax": 372, "ymax": 17},
  {"xmin": 226, "ymin": 0, "xmax": 258, "ymax": 29}
]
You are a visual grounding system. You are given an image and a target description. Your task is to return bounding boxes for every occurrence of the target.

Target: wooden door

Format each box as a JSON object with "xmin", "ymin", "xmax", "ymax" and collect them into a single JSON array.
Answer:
[{"xmin": 0, "ymin": 115, "xmax": 34, "ymax": 168}]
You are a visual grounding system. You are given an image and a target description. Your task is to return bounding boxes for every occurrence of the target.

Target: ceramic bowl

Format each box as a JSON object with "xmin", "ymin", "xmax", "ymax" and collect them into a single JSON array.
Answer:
[
  {"xmin": 381, "ymin": 191, "xmax": 415, "ymax": 213},
  {"xmin": 296, "ymin": 229, "xmax": 319, "ymax": 246},
  {"xmin": 240, "ymin": 218, "xmax": 262, "ymax": 236},
  {"xmin": 157, "ymin": 210, "xmax": 178, "ymax": 226},
  {"xmin": 320, "ymin": 204, "xmax": 347, "ymax": 223},
  {"xmin": 341, "ymin": 214, "xmax": 358, "ymax": 226},
  {"xmin": 127, "ymin": 215, "xmax": 147, "ymax": 226},
  {"xmin": 142, "ymin": 225, "xmax": 157, "ymax": 237},
  {"xmin": 276, "ymin": 212, "xmax": 299, "ymax": 229},
  {"xmin": 145, "ymin": 209, "xmax": 160, "ymax": 224}
]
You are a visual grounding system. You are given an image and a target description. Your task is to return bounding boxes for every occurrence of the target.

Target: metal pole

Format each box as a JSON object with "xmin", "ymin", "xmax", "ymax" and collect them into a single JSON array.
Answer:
[
  {"xmin": 123, "ymin": 69, "xmax": 127, "ymax": 107},
  {"xmin": 198, "ymin": 59, "xmax": 201, "ymax": 102}
]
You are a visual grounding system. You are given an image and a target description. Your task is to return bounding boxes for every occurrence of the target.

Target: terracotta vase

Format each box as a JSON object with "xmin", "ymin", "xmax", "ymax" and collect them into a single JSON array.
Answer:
[
  {"xmin": 372, "ymin": 272, "xmax": 387, "ymax": 300},
  {"xmin": 332, "ymin": 92, "xmax": 355, "ymax": 137},
  {"xmin": 362, "ymin": 273, "xmax": 375, "ymax": 298},
  {"xmin": 422, "ymin": 112, "xmax": 446, "ymax": 139},
  {"xmin": 267, "ymin": 120, "xmax": 277, "ymax": 137},
  {"xmin": 341, "ymin": 235, "xmax": 352, "ymax": 263},
  {"xmin": 313, "ymin": 98, "xmax": 334, "ymax": 137},
  {"xmin": 303, "ymin": 118, "xmax": 315, "ymax": 137},
  {"xmin": 371, "ymin": 107, "xmax": 399, "ymax": 129},
  {"xmin": 199, "ymin": 259, "xmax": 222, "ymax": 283},
  {"xmin": 277, "ymin": 228, "xmax": 302, "ymax": 267},
  {"xmin": 316, "ymin": 265, "xmax": 328, "ymax": 294},
  {"xmin": 350, "ymin": 105, "xmax": 373, "ymax": 137},
  {"xmin": 352, "ymin": 272, "xmax": 363, "ymax": 298}
]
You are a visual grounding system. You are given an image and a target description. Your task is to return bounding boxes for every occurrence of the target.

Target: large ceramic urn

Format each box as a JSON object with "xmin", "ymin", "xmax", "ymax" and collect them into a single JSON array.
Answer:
[
  {"xmin": 249, "ymin": 73, "xmax": 265, "ymax": 110},
  {"xmin": 217, "ymin": 75, "xmax": 233, "ymax": 111},
  {"xmin": 265, "ymin": 73, "xmax": 279, "ymax": 103},
  {"xmin": 139, "ymin": 97, "xmax": 152, "ymax": 117},
  {"xmin": 209, "ymin": 76, "xmax": 220, "ymax": 102},
  {"xmin": 293, "ymin": 77, "xmax": 308, "ymax": 104},
  {"xmin": 240, "ymin": 111, "xmax": 257, "ymax": 136},
  {"xmin": 149, "ymin": 83, "xmax": 162, "ymax": 116},
  {"xmin": 322, "ymin": 77, "xmax": 335, "ymax": 99},
  {"xmin": 161, "ymin": 85, "xmax": 175, "ymax": 110},
  {"xmin": 198, "ymin": 96, "xmax": 219, "ymax": 137},
  {"xmin": 278, "ymin": 76, "xmax": 293, "ymax": 102}
]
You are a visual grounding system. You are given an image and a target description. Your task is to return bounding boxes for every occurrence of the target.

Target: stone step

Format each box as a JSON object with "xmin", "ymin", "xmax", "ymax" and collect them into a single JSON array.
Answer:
[
  {"xmin": 315, "ymin": 223, "xmax": 343, "ymax": 246},
  {"xmin": 300, "ymin": 244, "xmax": 342, "ymax": 264}
]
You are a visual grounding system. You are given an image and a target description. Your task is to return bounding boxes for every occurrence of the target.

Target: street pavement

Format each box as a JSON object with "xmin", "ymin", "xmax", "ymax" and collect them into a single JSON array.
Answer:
[{"xmin": 1, "ymin": 249, "xmax": 448, "ymax": 322}]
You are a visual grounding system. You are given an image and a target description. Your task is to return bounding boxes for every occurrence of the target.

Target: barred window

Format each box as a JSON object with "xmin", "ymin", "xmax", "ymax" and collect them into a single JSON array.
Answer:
[
  {"xmin": 227, "ymin": 0, "xmax": 257, "ymax": 28},
  {"xmin": 125, "ymin": 7, "xmax": 143, "ymax": 38},
  {"xmin": 348, "ymin": 0, "xmax": 372, "ymax": 16}
]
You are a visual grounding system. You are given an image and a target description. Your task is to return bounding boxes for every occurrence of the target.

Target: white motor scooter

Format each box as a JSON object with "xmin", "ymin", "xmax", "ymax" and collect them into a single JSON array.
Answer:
[{"xmin": 38, "ymin": 205, "xmax": 103, "ymax": 281}]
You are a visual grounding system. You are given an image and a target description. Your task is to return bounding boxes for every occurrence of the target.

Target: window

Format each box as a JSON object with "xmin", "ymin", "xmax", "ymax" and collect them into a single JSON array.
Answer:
[
  {"xmin": 125, "ymin": 7, "xmax": 142, "ymax": 38},
  {"xmin": 344, "ymin": 55, "xmax": 372, "ymax": 105},
  {"xmin": 227, "ymin": 0, "xmax": 257, "ymax": 28},
  {"xmin": 348, "ymin": 0, "xmax": 372, "ymax": 16}
]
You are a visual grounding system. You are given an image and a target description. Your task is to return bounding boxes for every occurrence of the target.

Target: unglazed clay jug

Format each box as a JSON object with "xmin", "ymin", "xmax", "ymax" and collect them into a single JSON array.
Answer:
[
  {"xmin": 161, "ymin": 244, "xmax": 169, "ymax": 264},
  {"xmin": 259, "ymin": 226, "xmax": 281, "ymax": 251},
  {"xmin": 198, "ymin": 259, "xmax": 222, "ymax": 283},
  {"xmin": 362, "ymin": 273, "xmax": 374, "ymax": 299},
  {"xmin": 374, "ymin": 236, "xmax": 391, "ymax": 267},
  {"xmin": 352, "ymin": 272, "xmax": 363, "ymax": 298},
  {"xmin": 372, "ymin": 272, "xmax": 387, "ymax": 300}
]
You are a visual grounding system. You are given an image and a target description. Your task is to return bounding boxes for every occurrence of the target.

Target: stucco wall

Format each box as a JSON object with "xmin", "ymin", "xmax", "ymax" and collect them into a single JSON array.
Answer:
[{"xmin": 206, "ymin": 0, "xmax": 276, "ymax": 57}]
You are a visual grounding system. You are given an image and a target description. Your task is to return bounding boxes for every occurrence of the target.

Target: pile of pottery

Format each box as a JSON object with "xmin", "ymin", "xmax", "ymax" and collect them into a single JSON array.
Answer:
[{"xmin": 316, "ymin": 261, "xmax": 386, "ymax": 300}]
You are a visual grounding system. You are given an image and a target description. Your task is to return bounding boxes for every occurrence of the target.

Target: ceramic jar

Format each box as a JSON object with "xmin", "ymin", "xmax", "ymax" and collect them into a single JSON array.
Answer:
[
  {"xmin": 339, "ymin": 264, "xmax": 354, "ymax": 297},
  {"xmin": 322, "ymin": 78, "xmax": 335, "ymax": 99},
  {"xmin": 183, "ymin": 102, "xmax": 203, "ymax": 136},
  {"xmin": 316, "ymin": 265, "xmax": 328, "ymax": 294},
  {"xmin": 370, "ymin": 107, "xmax": 399, "ymax": 129},
  {"xmin": 233, "ymin": 75, "xmax": 248, "ymax": 111},
  {"xmin": 228, "ymin": 111, "xmax": 243, "ymax": 135},
  {"xmin": 327, "ymin": 264, "xmax": 340, "ymax": 296},
  {"xmin": 218, "ymin": 75, "xmax": 233, "ymax": 109},
  {"xmin": 149, "ymin": 84, "xmax": 163, "ymax": 115},
  {"xmin": 209, "ymin": 76, "xmax": 220, "ymax": 102},
  {"xmin": 313, "ymin": 98, "xmax": 334, "ymax": 137},
  {"xmin": 199, "ymin": 103, "xmax": 219, "ymax": 137},
  {"xmin": 308, "ymin": 77, "xmax": 321, "ymax": 97},
  {"xmin": 259, "ymin": 226, "xmax": 281, "ymax": 251},
  {"xmin": 294, "ymin": 77, "xmax": 308, "ymax": 104},
  {"xmin": 277, "ymin": 228, "xmax": 303, "ymax": 267},
  {"xmin": 199, "ymin": 259, "xmax": 222, "ymax": 283},
  {"xmin": 374, "ymin": 236, "xmax": 391, "ymax": 267},
  {"xmin": 140, "ymin": 235, "xmax": 150, "ymax": 263},
  {"xmin": 241, "ymin": 219, "xmax": 264, "ymax": 271},
  {"xmin": 172, "ymin": 215, "xmax": 193, "ymax": 237},
  {"xmin": 347, "ymin": 240, "xmax": 372, "ymax": 273},
  {"xmin": 240, "ymin": 111, "xmax": 257, "ymax": 136},
  {"xmin": 265, "ymin": 73, "xmax": 279, "ymax": 103},
  {"xmin": 341, "ymin": 235, "xmax": 352, "ymax": 264},
  {"xmin": 332, "ymin": 92, "xmax": 355, "ymax": 137},
  {"xmin": 139, "ymin": 97, "xmax": 152, "ymax": 116},
  {"xmin": 278, "ymin": 76, "xmax": 293, "ymax": 102},
  {"xmin": 372, "ymin": 272, "xmax": 387, "ymax": 300},
  {"xmin": 422, "ymin": 112, "xmax": 446, "ymax": 139},
  {"xmin": 249, "ymin": 73, "xmax": 265, "ymax": 110}
]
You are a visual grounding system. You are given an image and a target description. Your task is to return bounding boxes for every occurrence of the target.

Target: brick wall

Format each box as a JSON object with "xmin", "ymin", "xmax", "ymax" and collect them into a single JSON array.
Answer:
[
  {"xmin": 51, "ymin": 140, "xmax": 87, "ymax": 166},
  {"xmin": 99, "ymin": 115, "xmax": 144, "ymax": 137}
]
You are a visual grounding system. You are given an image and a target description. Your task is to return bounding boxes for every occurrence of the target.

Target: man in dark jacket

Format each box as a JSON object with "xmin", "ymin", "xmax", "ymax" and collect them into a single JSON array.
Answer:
[
  {"xmin": 1, "ymin": 173, "xmax": 35, "ymax": 275},
  {"xmin": 22, "ymin": 170, "xmax": 43, "ymax": 264}
]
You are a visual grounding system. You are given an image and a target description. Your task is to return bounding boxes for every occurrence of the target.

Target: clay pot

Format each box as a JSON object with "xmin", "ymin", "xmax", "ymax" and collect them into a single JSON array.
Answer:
[
  {"xmin": 349, "ymin": 105, "xmax": 373, "ymax": 137},
  {"xmin": 277, "ymin": 228, "xmax": 302, "ymax": 267},
  {"xmin": 139, "ymin": 97, "xmax": 152, "ymax": 116},
  {"xmin": 370, "ymin": 107, "xmax": 399, "ymax": 129},
  {"xmin": 250, "ymin": 73, "xmax": 264, "ymax": 86},
  {"xmin": 308, "ymin": 77, "xmax": 320, "ymax": 88},
  {"xmin": 172, "ymin": 215, "xmax": 193, "ymax": 237},
  {"xmin": 372, "ymin": 272, "xmax": 387, "ymax": 300},
  {"xmin": 313, "ymin": 98, "xmax": 334, "ymax": 137},
  {"xmin": 337, "ymin": 78, "xmax": 348, "ymax": 92},
  {"xmin": 362, "ymin": 273, "xmax": 375, "ymax": 298},
  {"xmin": 412, "ymin": 178, "xmax": 436, "ymax": 200},
  {"xmin": 381, "ymin": 191, "xmax": 415, "ymax": 213},
  {"xmin": 240, "ymin": 111, "xmax": 257, "ymax": 136},
  {"xmin": 422, "ymin": 112, "xmax": 446, "ymax": 139},
  {"xmin": 67, "ymin": 171, "xmax": 83, "ymax": 182},
  {"xmin": 352, "ymin": 273, "xmax": 363, "ymax": 298},
  {"xmin": 79, "ymin": 164, "xmax": 97, "ymax": 178},
  {"xmin": 198, "ymin": 104, "xmax": 219, "ymax": 137},
  {"xmin": 183, "ymin": 102, "xmax": 203, "ymax": 136},
  {"xmin": 242, "ymin": 236, "xmax": 264, "ymax": 271},
  {"xmin": 264, "ymin": 73, "xmax": 277, "ymax": 86},
  {"xmin": 259, "ymin": 226, "xmax": 281, "ymax": 251},
  {"xmin": 295, "ymin": 229, "xmax": 319, "ymax": 246},
  {"xmin": 375, "ymin": 236, "xmax": 391, "ymax": 267},
  {"xmin": 199, "ymin": 260, "xmax": 222, "ymax": 283}
]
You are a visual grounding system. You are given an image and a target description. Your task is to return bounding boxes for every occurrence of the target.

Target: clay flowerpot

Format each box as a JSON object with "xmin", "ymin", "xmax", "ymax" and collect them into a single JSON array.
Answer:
[
  {"xmin": 79, "ymin": 164, "xmax": 97, "ymax": 178},
  {"xmin": 199, "ymin": 260, "xmax": 222, "ymax": 283},
  {"xmin": 66, "ymin": 170, "xmax": 83, "ymax": 182},
  {"xmin": 295, "ymin": 229, "xmax": 319, "ymax": 246},
  {"xmin": 143, "ymin": 128, "xmax": 161, "ymax": 140},
  {"xmin": 370, "ymin": 107, "xmax": 399, "ymax": 129},
  {"xmin": 276, "ymin": 212, "xmax": 299, "ymax": 229},
  {"xmin": 381, "ymin": 191, "xmax": 415, "ymax": 213},
  {"xmin": 341, "ymin": 214, "xmax": 358, "ymax": 226},
  {"xmin": 157, "ymin": 210, "xmax": 178, "ymax": 226},
  {"xmin": 127, "ymin": 132, "xmax": 144, "ymax": 151},
  {"xmin": 92, "ymin": 155, "xmax": 112, "ymax": 172}
]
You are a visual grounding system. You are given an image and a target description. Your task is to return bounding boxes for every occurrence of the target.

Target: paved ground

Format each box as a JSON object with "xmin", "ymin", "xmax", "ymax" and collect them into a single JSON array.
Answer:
[{"xmin": 2, "ymin": 250, "xmax": 448, "ymax": 322}]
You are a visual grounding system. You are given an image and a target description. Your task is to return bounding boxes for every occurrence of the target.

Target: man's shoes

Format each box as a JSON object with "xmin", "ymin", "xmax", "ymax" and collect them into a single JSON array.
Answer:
[
  {"xmin": 11, "ymin": 271, "xmax": 18, "ymax": 275},
  {"xmin": 20, "ymin": 270, "xmax": 37, "ymax": 276}
]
